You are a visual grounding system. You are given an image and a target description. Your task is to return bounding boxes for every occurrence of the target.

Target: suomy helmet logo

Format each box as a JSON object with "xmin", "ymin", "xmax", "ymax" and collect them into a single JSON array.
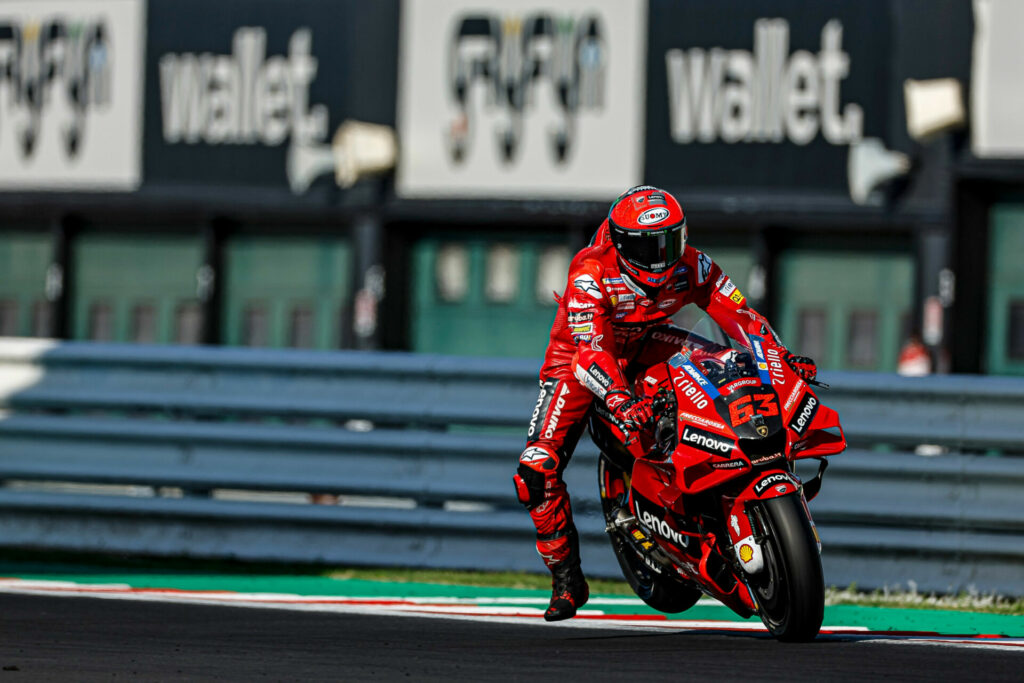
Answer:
[{"xmin": 638, "ymin": 207, "xmax": 670, "ymax": 225}]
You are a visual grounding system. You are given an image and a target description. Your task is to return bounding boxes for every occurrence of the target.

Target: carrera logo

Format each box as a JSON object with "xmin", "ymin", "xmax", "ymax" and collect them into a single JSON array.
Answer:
[
  {"xmin": 754, "ymin": 472, "xmax": 790, "ymax": 496},
  {"xmin": 638, "ymin": 207, "xmax": 670, "ymax": 225},
  {"xmin": 636, "ymin": 501, "xmax": 688, "ymax": 547},
  {"xmin": 680, "ymin": 425, "xmax": 734, "ymax": 455},
  {"xmin": 790, "ymin": 393, "xmax": 818, "ymax": 435},
  {"xmin": 712, "ymin": 458, "xmax": 748, "ymax": 470}
]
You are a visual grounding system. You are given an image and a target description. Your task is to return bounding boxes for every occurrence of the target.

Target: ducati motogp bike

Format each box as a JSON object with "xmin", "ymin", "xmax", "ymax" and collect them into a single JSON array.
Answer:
[{"xmin": 589, "ymin": 315, "xmax": 846, "ymax": 641}]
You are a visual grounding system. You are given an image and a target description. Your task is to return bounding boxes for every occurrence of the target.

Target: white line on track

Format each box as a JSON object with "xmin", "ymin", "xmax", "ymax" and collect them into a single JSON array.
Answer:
[{"xmin": 0, "ymin": 579, "xmax": 1020, "ymax": 652}]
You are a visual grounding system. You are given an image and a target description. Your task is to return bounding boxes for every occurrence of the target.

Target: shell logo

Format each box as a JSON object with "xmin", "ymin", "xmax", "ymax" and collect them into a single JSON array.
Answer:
[{"xmin": 739, "ymin": 544, "xmax": 755, "ymax": 563}]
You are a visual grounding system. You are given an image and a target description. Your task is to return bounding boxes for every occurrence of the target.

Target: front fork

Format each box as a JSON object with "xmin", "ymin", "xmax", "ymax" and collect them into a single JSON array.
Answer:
[{"xmin": 722, "ymin": 467, "xmax": 821, "ymax": 577}]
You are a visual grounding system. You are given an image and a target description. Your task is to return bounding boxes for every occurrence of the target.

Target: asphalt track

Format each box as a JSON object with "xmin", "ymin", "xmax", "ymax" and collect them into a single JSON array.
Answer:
[{"xmin": 0, "ymin": 592, "xmax": 1019, "ymax": 682}]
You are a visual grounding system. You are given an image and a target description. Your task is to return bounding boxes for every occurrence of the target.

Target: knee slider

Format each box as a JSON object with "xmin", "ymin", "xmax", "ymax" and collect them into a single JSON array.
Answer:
[
  {"xmin": 514, "ymin": 465, "xmax": 546, "ymax": 509},
  {"xmin": 515, "ymin": 445, "xmax": 559, "ymax": 509}
]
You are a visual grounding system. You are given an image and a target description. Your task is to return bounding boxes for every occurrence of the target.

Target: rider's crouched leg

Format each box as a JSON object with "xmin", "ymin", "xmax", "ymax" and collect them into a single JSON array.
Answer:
[{"xmin": 513, "ymin": 445, "xmax": 589, "ymax": 621}]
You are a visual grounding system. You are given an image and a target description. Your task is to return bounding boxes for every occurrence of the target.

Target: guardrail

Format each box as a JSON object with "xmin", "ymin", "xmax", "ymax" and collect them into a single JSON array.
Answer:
[{"xmin": 0, "ymin": 338, "xmax": 1022, "ymax": 595}]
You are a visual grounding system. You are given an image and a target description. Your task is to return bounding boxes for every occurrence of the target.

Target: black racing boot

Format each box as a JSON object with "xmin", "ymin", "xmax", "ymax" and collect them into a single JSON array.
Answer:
[
  {"xmin": 544, "ymin": 532, "xmax": 589, "ymax": 622},
  {"xmin": 544, "ymin": 562, "xmax": 590, "ymax": 621}
]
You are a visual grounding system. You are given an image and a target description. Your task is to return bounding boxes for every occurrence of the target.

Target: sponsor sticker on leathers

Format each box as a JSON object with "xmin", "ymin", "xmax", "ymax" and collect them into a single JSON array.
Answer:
[
  {"xmin": 573, "ymin": 274, "xmax": 602, "ymax": 299},
  {"xmin": 697, "ymin": 252, "xmax": 712, "ymax": 284}
]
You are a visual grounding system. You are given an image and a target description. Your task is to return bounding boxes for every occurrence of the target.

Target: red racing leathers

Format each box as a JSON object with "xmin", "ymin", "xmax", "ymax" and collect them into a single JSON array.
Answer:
[{"xmin": 515, "ymin": 220, "xmax": 783, "ymax": 571}]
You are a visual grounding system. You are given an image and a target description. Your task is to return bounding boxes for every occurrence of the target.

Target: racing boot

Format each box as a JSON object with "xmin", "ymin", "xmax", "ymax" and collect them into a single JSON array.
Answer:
[{"xmin": 543, "ymin": 532, "xmax": 589, "ymax": 622}]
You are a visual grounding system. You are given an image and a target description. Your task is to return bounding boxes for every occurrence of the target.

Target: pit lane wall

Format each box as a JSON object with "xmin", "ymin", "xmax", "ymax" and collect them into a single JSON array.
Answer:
[{"xmin": 0, "ymin": 338, "xmax": 1021, "ymax": 596}]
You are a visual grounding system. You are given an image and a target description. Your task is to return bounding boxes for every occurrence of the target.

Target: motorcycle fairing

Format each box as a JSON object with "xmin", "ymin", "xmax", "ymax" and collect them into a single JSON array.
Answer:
[
  {"xmin": 629, "ymin": 485, "xmax": 693, "ymax": 551},
  {"xmin": 792, "ymin": 403, "xmax": 846, "ymax": 459}
]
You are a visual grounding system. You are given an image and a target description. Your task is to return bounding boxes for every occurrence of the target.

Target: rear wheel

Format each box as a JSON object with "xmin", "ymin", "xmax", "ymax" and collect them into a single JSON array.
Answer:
[
  {"xmin": 598, "ymin": 453, "xmax": 702, "ymax": 614},
  {"xmin": 748, "ymin": 495, "xmax": 824, "ymax": 642}
]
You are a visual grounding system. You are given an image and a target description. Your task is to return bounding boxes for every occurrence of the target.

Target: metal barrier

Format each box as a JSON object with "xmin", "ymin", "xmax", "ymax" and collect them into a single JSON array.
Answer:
[{"xmin": 0, "ymin": 338, "xmax": 1022, "ymax": 595}]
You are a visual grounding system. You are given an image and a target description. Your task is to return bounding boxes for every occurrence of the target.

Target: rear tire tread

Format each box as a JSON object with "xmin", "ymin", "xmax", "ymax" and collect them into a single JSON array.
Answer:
[{"xmin": 599, "ymin": 454, "xmax": 702, "ymax": 614}]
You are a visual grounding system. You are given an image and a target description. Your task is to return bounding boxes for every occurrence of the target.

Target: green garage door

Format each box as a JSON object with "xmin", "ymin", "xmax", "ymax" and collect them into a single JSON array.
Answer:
[
  {"xmin": 411, "ymin": 237, "xmax": 570, "ymax": 358},
  {"xmin": 987, "ymin": 204, "xmax": 1024, "ymax": 375},
  {"xmin": 776, "ymin": 250, "xmax": 913, "ymax": 372},
  {"xmin": 0, "ymin": 231, "xmax": 51, "ymax": 337},
  {"xmin": 222, "ymin": 236, "xmax": 352, "ymax": 349},
  {"xmin": 73, "ymin": 234, "xmax": 202, "ymax": 343}
]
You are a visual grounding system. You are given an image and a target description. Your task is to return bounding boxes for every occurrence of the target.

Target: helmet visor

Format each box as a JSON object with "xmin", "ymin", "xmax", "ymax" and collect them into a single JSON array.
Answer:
[{"xmin": 610, "ymin": 221, "xmax": 686, "ymax": 274}]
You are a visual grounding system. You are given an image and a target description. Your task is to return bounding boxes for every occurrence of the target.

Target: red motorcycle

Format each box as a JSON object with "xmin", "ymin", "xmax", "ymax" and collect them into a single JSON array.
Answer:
[{"xmin": 589, "ymin": 316, "xmax": 846, "ymax": 641}]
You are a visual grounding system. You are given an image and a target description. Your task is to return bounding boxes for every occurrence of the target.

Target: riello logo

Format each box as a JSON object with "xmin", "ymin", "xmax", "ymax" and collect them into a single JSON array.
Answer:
[{"xmin": 665, "ymin": 19, "xmax": 862, "ymax": 146}]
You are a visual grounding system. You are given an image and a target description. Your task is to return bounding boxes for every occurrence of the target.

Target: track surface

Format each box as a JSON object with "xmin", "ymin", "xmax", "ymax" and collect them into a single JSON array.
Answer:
[{"xmin": 0, "ymin": 593, "xmax": 1019, "ymax": 682}]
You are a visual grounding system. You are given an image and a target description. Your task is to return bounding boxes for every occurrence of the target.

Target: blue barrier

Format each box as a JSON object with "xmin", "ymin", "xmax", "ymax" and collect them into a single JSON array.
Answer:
[{"xmin": 0, "ymin": 338, "xmax": 1021, "ymax": 595}]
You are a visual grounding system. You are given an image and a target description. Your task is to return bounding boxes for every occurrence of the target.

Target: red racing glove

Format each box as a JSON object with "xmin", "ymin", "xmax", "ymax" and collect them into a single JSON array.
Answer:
[
  {"xmin": 606, "ymin": 391, "xmax": 654, "ymax": 430},
  {"xmin": 784, "ymin": 352, "xmax": 817, "ymax": 382}
]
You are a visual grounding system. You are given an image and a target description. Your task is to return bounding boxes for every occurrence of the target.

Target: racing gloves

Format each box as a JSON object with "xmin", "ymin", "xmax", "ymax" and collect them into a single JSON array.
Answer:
[
  {"xmin": 606, "ymin": 391, "xmax": 654, "ymax": 430},
  {"xmin": 784, "ymin": 352, "xmax": 818, "ymax": 382}
]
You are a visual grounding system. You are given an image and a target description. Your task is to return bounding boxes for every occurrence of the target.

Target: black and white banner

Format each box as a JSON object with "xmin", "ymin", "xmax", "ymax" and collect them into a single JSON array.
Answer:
[
  {"xmin": 0, "ymin": 0, "xmax": 145, "ymax": 190},
  {"xmin": 396, "ymin": 0, "xmax": 646, "ymax": 199},
  {"xmin": 644, "ymin": 0, "xmax": 888, "ymax": 194},
  {"xmin": 144, "ymin": 0, "xmax": 398, "ymax": 194}
]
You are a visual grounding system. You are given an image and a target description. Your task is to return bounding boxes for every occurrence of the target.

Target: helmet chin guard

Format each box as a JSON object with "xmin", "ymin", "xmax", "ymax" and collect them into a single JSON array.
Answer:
[{"xmin": 608, "ymin": 186, "xmax": 687, "ymax": 290}]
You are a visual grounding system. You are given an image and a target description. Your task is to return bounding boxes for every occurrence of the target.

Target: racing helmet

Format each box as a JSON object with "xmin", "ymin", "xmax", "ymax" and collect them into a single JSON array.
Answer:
[{"xmin": 608, "ymin": 186, "xmax": 688, "ymax": 290}]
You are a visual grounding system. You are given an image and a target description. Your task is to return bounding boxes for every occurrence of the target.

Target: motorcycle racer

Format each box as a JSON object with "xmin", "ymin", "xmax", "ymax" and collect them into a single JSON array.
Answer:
[{"xmin": 513, "ymin": 186, "xmax": 817, "ymax": 621}]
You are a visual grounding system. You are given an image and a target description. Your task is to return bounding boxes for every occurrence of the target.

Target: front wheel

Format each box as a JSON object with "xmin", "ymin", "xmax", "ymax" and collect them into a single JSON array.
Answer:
[
  {"xmin": 748, "ymin": 495, "xmax": 824, "ymax": 642},
  {"xmin": 598, "ymin": 454, "xmax": 702, "ymax": 614}
]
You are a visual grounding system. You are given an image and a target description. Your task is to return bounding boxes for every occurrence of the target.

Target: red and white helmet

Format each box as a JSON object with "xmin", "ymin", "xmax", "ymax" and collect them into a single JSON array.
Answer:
[{"xmin": 608, "ymin": 186, "xmax": 688, "ymax": 289}]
